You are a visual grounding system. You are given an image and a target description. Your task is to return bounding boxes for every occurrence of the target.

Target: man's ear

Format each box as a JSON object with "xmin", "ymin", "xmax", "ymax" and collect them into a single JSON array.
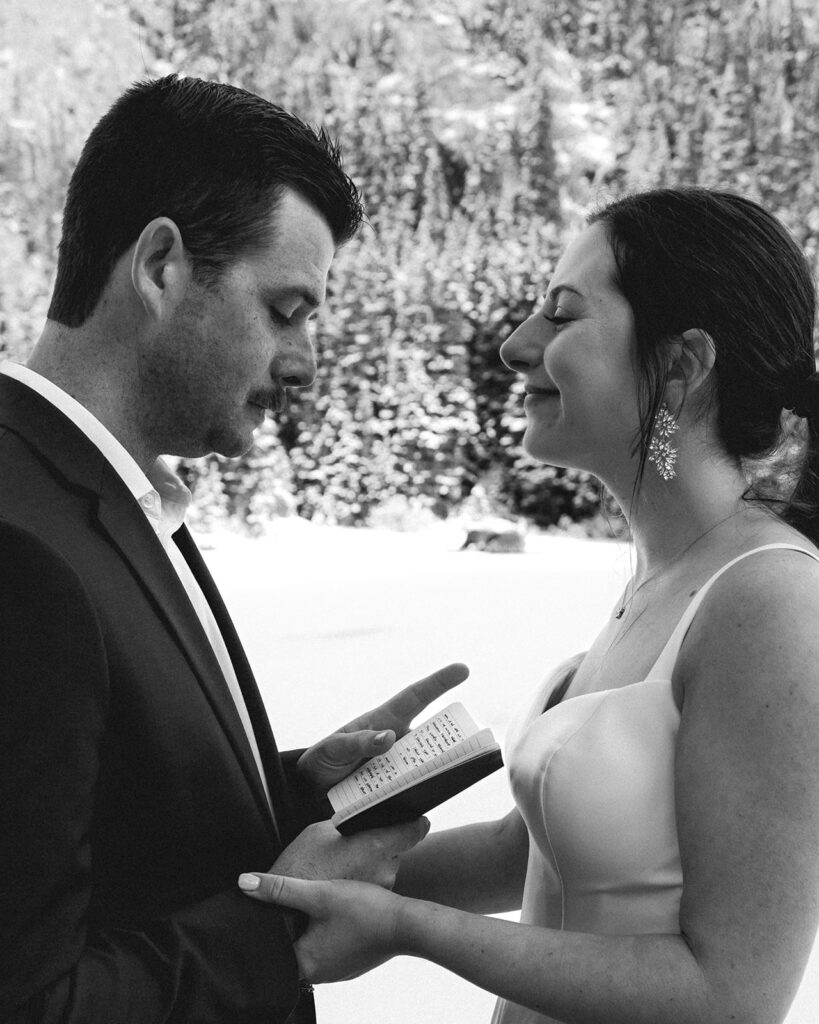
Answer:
[
  {"xmin": 131, "ymin": 218, "xmax": 189, "ymax": 320},
  {"xmin": 664, "ymin": 328, "xmax": 716, "ymax": 409}
]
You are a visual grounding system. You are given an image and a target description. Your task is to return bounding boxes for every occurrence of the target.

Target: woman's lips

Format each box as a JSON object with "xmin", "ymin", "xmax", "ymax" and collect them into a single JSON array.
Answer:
[{"xmin": 523, "ymin": 387, "xmax": 560, "ymax": 413}]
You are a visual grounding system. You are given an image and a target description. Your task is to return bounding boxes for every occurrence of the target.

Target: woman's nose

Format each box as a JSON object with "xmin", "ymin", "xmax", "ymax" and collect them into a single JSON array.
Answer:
[{"xmin": 499, "ymin": 317, "xmax": 543, "ymax": 373}]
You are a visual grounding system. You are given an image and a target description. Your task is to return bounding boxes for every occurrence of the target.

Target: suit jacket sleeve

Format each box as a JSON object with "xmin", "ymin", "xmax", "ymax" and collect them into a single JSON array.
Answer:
[
  {"xmin": 0, "ymin": 522, "xmax": 300, "ymax": 1024},
  {"xmin": 279, "ymin": 750, "xmax": 334, "ymax": 828}
]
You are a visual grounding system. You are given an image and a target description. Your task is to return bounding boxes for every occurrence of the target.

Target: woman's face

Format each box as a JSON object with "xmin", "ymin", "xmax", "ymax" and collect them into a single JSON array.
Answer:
[{"xmin": 500, "ymin": 222, "xmax": 641, "ymax": 482}]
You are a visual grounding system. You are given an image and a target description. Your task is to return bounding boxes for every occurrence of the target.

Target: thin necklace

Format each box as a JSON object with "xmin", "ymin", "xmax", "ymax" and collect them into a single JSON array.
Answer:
[{"xmin": 614, "ymin": 509, "xmax": 740, "ymax": 620}]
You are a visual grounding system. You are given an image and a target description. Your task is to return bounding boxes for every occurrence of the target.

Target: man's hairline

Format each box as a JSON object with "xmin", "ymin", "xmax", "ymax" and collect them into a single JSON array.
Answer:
[
  {"xmin": 190, "ymin": 182, "xmax": 353, "ymax": 278},
  {"xmin": 51, "ymin": 180, "xmax": 354, "ymax": 325}
]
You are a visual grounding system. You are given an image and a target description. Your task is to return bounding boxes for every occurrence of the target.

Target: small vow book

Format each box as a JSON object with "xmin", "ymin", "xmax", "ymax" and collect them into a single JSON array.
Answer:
[{"xmin": 328, "ymin": 702, "xmax": 503, "ymax": 835}]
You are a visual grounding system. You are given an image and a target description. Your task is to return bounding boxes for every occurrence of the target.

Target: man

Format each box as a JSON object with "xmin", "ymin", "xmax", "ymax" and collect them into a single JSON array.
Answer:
[{"xmin": 0, "ymin": 75, "xmax": 465, "ymax": 1022}]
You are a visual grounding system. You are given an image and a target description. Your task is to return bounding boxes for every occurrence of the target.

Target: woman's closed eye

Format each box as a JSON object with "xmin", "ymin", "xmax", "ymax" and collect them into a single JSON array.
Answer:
[
  {"xmin": 539, "ymin": 296, "xmax": 574, "ymax": 327},
  {"xmin": 542, "ymin": 307, "xmax": 573, "ymax": 327}
]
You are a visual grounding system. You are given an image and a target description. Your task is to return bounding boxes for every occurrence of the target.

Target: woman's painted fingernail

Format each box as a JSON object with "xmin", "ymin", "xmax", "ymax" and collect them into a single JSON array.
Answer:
[
  {"xmin": 374, "ymin": 731, "xmax": 390, "ymax": 746},
  {"xmin": 238, "ymin": 873, "xmax": 260, "ymax": 891}
]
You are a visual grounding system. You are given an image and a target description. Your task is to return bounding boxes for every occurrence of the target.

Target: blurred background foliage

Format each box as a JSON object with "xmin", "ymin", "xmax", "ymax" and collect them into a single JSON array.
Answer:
[{"xmin": 2, "ymin": 0, "xmax": 818, "ymax": 532}]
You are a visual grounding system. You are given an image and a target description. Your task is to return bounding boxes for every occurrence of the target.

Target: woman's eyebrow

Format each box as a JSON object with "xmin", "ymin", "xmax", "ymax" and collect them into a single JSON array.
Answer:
[{"xmin": 546, "ymin": 284, "xmax": 584, "ymax": 302}]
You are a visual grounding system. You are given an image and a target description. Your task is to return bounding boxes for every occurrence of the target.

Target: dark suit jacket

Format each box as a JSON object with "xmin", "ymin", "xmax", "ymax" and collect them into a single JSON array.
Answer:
[{"xmin": 0, "ymin": 374, "xmax": 317, "ymax": 1023}]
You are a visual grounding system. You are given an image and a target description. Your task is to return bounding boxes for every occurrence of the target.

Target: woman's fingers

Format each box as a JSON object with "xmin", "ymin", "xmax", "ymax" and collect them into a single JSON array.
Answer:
[
  {"xmin": 238, "ymin": 872, "xmax": 324, "ymax": 912},
  {"xmin": 237, "ymin": 873, "xmax": 404, "ymax": 983}
]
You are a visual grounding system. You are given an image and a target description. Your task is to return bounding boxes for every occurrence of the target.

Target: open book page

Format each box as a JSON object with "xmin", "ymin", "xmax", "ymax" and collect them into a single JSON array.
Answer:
[
  {"xmin": 331, "ymin": 728, "xmax": 498, "ymax": 825},
  {"xmin": 327, "ymin": 702, "xmax": 482, "ymax": 814}
]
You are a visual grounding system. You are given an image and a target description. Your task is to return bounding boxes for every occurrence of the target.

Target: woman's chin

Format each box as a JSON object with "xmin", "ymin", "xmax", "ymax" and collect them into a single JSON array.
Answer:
[{"xmin": 522, "ymin": 437, "xmax": 574, "ymax": 469}]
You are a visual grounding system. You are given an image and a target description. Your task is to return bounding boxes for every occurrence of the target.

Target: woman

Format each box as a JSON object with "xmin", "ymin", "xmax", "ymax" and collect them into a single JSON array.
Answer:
[{"xmin": 239, "ymin": 188, "xmax": 819, "ymax": 1024}]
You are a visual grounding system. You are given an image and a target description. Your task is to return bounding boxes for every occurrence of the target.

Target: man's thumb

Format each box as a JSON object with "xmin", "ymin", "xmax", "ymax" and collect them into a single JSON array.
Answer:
[{"xmin": 326, "ymin": 728, "xmax": 395, "ymax": 764}]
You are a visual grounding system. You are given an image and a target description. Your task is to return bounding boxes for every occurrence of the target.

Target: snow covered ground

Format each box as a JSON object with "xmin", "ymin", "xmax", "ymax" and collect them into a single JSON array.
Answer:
[{"xmin": 202, "ymin": 521, "xmax": 819, "ymax": 1024}]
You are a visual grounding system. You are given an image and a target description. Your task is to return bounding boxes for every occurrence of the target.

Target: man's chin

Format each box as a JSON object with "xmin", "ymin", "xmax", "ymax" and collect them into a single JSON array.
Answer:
[
  {"xmin": 218, "ymin": 437, "xmax": 256, "ymax": 459},
  {"xmin": 199, "ymin": 428, "xmax": 257, "ymax": 461},
  {"xmin": 167, "ymin": 418, "xmax": 260, "ymax": 461}
]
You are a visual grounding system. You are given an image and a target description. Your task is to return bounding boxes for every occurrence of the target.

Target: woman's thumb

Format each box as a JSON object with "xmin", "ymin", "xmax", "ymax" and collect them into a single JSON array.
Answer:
[{"xmin": 238, "ymin": 872, "xmax": 318, "ymax": 911}]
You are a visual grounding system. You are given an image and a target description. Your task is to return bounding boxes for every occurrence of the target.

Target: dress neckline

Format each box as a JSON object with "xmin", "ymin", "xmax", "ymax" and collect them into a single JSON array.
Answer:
[{"xmin": 548, "ymin": 543, "xmax": 819, "ymax": 716}]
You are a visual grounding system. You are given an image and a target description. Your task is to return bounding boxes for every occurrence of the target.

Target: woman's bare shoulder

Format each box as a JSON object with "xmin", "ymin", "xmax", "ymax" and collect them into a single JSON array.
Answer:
[
  {"xmin": 677, "ymin": 541, "xmax": 819, "ymax": 702},
  {"xmin": 702, "ymin": 540, "xmax": 819, "ymax": 619}
]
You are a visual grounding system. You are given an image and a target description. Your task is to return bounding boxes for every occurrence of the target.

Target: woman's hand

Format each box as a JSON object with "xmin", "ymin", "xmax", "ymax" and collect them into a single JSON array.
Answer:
[{"xmin": 238, "ymin": 872, "xmax": 405, "ymax": 982}]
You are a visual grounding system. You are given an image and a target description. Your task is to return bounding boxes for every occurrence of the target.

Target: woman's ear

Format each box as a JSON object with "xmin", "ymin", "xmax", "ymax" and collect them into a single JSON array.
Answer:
[
  {"xmin": 664, "ymin": 328, "xmax": 716, "ymax": 411},
  {"xmin": 130, "ymin": 217, "xmax": 189, "ymax": 320}
]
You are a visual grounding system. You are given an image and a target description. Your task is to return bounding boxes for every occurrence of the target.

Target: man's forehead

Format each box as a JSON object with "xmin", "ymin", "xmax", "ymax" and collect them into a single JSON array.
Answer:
[
  {"xmin": 259, "ymin": 193, "xmax": 336, "ymax": 301},
  {"xmin": 269, "ymin": 188, "xmax": 334, "ymax": 241}
]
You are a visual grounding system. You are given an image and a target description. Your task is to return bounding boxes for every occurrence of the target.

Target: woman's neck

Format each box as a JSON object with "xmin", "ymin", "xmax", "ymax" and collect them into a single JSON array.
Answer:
[{"xmin": 620, "ymin": 454, "xmax": 759, "ymax": 583}]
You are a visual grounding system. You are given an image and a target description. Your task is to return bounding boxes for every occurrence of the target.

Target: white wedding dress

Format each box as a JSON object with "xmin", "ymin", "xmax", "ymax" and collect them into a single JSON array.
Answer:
[{"xmin": 492, "ymin": 544, "xmax": 819, "ymax": 1024}]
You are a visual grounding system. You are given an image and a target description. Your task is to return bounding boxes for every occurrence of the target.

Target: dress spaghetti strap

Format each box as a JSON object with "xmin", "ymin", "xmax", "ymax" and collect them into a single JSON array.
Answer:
[{"xmin": 647, "ymin": 542, "xmax": 819, "ymax": 681}]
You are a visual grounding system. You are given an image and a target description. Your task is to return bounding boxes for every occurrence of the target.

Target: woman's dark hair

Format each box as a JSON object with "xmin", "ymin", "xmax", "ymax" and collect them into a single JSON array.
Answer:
[
  {"xmin": 589, "ymin": 187, "xmax": 819, "ymax": 543},
  {"xmin": 48, "ymin": 74, "xmax": 364, "ymax": 327}
]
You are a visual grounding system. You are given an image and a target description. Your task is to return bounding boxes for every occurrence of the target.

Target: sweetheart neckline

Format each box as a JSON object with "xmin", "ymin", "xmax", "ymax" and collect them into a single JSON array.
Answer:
[{"xmin": 542, "ymin": 674, "xmax": 678, "ymax": 718}]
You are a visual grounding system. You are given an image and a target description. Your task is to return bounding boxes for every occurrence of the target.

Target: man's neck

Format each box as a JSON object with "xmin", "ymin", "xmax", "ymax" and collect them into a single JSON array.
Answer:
[{"xmin": 27, "ymin": 323, "xmax": 158, "ymax": 473}]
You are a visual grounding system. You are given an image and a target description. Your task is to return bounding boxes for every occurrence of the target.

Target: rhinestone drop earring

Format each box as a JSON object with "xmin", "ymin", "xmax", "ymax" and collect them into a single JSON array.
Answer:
[{"xmin": 647, "ymin": 404, "xmax": 679, "ymax": 481}]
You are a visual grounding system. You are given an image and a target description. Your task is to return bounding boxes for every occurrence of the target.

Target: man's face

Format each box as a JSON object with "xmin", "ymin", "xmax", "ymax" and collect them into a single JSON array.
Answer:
[{"xmin": 140, "ymin": 188, "xmax": 335, "ymax": 459}]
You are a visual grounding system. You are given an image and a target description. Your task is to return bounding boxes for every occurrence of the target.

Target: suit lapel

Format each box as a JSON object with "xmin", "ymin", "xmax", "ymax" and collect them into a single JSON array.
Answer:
[
  {"xmin": 175, "ymin": 527, "xmax": 298, "ymax": 843},
  {"xmin": 94, "ymin": 470, "xmax": 281, "ymax": 844},
  {"xmin": 0, "ymin": 375, "xmax": 282, "ymax": 845}
]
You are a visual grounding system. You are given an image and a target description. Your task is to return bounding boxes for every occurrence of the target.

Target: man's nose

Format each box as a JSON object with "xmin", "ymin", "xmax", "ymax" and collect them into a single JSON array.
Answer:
[
  {"xmin": 499, "ymin": 316, "xmax": 543, "ymax": 373},
  {"xmin": 277, "ymin": 326, "xmax": 317, "ymax": 388}
]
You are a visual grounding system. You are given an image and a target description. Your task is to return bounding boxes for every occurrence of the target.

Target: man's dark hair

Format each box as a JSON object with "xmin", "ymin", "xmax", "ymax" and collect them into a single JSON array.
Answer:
[{"xmin": 48, "ymin": 75, "xmax": 364, "ymax": 327}]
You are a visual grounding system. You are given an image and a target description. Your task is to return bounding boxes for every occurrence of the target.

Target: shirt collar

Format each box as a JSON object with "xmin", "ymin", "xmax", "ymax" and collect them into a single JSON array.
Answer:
[{"xmin": 1, "ymin": 361, "xmax": 191, "ymax": 541}]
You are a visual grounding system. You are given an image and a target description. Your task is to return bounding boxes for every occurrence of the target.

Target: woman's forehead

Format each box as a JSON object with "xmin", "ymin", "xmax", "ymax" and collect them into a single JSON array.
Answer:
[{"xmin": 547, "ymin": 223, "xmax": 619, "ymax": 301}]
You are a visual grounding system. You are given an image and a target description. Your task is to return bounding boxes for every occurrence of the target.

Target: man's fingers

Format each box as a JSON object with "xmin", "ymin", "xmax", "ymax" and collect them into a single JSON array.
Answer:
[
  {"xmin": 238, "ymin": 872, "xmax": 323, "ymax": 912},
  {"xmin": 397, "ymin": 815, "xmax": 432, "ymax": 851},
  {"xmin": 390, "ymin": 662, "xmax": 470, "ymax": 720},
  {"xmin": 362, "ymin": 816, "xmax": 431, "ymax": 856},
  {"xmin": 321, "ymin": 729, "xmax": 395, "ymax": 765}
]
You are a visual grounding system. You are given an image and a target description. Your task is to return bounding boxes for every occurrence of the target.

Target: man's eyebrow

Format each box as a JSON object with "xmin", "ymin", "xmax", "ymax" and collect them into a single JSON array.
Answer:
[{"xmin": 269, "ymin": 285, "xmax": 324, "ymax": 308}]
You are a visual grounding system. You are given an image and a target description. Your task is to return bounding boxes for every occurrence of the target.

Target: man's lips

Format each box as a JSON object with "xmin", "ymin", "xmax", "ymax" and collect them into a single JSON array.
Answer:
[{"xmin": 248, "ymin": 391, "xmax": 286, "ymax": 414}]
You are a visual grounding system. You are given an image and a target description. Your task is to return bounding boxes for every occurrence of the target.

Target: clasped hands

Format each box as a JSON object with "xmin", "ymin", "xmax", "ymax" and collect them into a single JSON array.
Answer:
[{"xmin": 238, "ymin": 662, "xmax": 468, "ymax": 980}]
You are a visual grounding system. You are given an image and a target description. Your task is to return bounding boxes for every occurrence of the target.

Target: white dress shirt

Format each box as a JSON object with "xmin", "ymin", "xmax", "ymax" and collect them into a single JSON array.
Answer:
[{"xmin": 0, "ymin": 360, "xmax": 273, "ymax": 813}]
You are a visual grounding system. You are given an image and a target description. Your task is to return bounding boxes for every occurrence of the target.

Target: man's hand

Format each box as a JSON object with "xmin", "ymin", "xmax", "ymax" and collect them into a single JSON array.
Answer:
[
  {"xmin": 270, "ymin": 817, "xmax": 430, "ymax": 889},
  {"xmin": 297, "ymin": 662, "xmax": 469, "ymax": 793},
  {"xmin": 238, "ymin": 872, "xmax": 404, "ymax": 982}
]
